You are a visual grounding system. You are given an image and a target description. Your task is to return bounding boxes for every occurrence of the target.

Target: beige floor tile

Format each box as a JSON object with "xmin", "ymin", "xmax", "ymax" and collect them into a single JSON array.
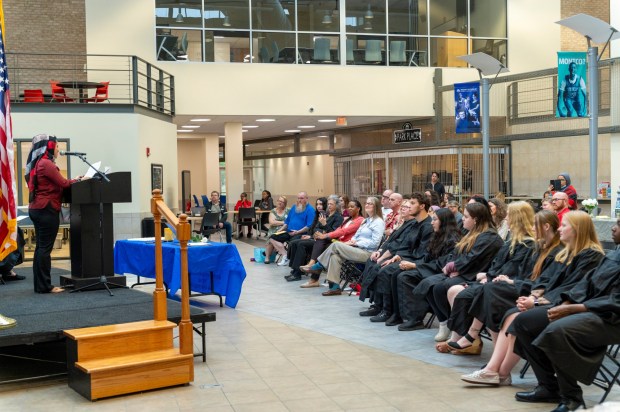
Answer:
[
  {"xmin": 218, "ymin": 378, "xmax": 270, "ymax": 393},
  {"xmin": 284, "ymin": 396, "xmax": 344, "ymax": 412},
  {"xmin": 253, "ymin": 363, "xmax": 304, "ymax": 379},
  {"xmin": 262, "ymin": 374, "xmax": 315, "ymax": 389},
  {"xmin": 231, "ymin": 401, "xmax": 290, "ymax": 412},
  {"xmin": 270, "ymin": 383, "xmax": 328, "ymax": 401},
  {"xmin": 211, "ymin": 367, "xmax": 262, "ymax": 382},
  {"xmin": 223, "ymin": 388, "xmax": 280, "ymax": 405},
  {"xmin": 344, "ymin": 407, "xmax": 401, "ymax": 412},
  {"xmin": 330, "ymin": 393, "xmax": 392, "ymax": 410}
]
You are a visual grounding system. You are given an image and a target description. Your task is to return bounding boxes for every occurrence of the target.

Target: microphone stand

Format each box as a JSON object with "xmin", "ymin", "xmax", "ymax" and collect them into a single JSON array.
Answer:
[{"xmin": 69, "ymin": 154, "xmax": 125, "ymax": 296}]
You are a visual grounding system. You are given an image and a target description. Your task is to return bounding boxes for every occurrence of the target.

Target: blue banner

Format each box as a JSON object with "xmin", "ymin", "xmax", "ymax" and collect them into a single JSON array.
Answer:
[
  {"xmin": 454, "ymin": 82, "xmax": 481, "ymax": 134},
  {"xmin": 556, "ymin": 51, "xmax": 588, "ymax": 118}
]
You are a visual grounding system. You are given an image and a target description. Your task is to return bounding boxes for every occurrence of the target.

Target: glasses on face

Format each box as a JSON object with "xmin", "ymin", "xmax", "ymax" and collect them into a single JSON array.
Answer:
[{"xmin": 382, "ymin": 195, "xmax": 390, "ymax": 199}]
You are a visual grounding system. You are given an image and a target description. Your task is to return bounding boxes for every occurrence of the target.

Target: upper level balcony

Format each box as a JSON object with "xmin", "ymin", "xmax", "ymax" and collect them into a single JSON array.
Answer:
[{"xmin": 7, "ymin": 53, "xmax": 175, "ymax": 117}]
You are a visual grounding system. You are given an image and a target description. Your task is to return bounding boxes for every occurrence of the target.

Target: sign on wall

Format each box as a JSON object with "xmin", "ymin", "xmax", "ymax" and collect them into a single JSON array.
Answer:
[
  {"xmin": 454, "ymin": 82, "xmax": 481, "ymax": 134},
  {"xmin": 556, "ymin": 51, "xmax": 588, "ymax": 118},
  {"xmin": 393, "ymin": 122, "xmax": 421, "ymax": 144}
]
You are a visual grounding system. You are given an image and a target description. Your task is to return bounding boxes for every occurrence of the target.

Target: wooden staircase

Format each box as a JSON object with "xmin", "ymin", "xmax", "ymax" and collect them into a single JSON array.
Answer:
[{"xmin": 64, "ymin": 190, "xmax": 195, "ymax": 400}]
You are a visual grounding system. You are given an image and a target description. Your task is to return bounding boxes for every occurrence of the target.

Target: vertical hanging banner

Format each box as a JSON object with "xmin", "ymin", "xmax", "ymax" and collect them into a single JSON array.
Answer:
[
  {"xmin": 556, "ymin": 51, "xmax": 588, "ymax": 118},
  {"xmin": 454, "ymin": 82, "xmax": 481, "ymax": 134}
]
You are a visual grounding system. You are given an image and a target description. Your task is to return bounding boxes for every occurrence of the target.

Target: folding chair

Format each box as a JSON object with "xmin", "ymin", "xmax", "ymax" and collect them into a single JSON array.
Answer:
[
  {"xmin": 339, "ymin": 260, "xmax": 365, "ymax": 295},
  {"xmin": 197, "ymin": 212, "xmax": 223, "ymax": 242},
  {"xmin": 237, "ymin": 207, "xmax": 258, "ymax": 239},
  {"xmin": 593, "ymin": 344, "xmax": 620, "ymax": 403}
]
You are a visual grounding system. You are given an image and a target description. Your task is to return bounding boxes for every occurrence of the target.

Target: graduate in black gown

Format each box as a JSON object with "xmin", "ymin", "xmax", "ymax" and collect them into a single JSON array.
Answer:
[
  {"xmin": 511, "ymin": 217, "xmax": 619, "ymax": 412},
  {"xmin": 459, "ymin": 211, "xmax": 604, "ymax": 387},
  {"xmin": 404, "ymin": 202, "xmax": 504, "ymax": 340},
  {"xmin": 445, "ymin": 201, "xmax": 537, "ymax": 354}
]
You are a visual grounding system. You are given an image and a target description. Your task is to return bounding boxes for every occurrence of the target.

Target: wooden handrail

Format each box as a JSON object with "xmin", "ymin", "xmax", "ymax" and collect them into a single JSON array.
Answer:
[{"xmin": 150, "ymin": 189, "xmax": 193, "ymax": 356}]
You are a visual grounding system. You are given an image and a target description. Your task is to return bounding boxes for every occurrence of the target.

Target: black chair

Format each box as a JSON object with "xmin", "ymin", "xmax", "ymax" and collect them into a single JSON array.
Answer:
[
  {"xmin": 339, "ymin": 260, "xmax": 364, "ymax": 295},
  {"xmin": 237, "ymin": 207, "xmax": 258, "ymax": 239},
  {"xmin": 197, "ymin": 212, "xmax": 223, "ymax": 242},
  {"xmin": 191, "ymin": 206, "xmax": 205, "ymax": 217},
  {"xmin": 593, "ymin": 344, "xmax": 620, "ymax": 403}
]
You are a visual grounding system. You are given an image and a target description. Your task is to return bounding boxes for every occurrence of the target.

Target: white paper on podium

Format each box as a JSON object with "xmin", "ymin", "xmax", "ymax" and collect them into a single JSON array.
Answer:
[{"xmin": 85, "ymin": 161, "xmax": 101, "ymax": 178}]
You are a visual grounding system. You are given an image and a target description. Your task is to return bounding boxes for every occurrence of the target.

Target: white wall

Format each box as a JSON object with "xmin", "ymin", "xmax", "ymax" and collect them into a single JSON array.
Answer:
[
  {"xmin": 265, "ymin": 155, "xmax": 335, "ymax": 200},
  {"xmin": 12, "ymin": 111, "xmax": 178, "ymax": 214}
]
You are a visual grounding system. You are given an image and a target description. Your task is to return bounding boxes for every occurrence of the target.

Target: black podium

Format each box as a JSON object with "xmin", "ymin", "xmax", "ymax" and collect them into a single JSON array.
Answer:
[{"xmin": 59, "ymin": 172, "xmax": 132, "ymax": 290}]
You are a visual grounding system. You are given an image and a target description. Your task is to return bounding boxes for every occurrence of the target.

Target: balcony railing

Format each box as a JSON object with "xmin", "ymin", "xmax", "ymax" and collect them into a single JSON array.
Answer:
[{"xmin": 6, "ymin": 52, "xmax": 175, "ymax": 116}]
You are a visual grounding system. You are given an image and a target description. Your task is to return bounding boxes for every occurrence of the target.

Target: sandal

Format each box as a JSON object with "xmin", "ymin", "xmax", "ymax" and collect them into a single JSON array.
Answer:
[
  {"xmin": 449, "ymin": 334, "xmax": 483, "ymax": 356},
  {"xmin": 50, "ymin": 287, "xmax": 65, "ymax": 293},
  {"xmin": 448, "ymin": 333, "xmax": 478, "ymax": 350}
]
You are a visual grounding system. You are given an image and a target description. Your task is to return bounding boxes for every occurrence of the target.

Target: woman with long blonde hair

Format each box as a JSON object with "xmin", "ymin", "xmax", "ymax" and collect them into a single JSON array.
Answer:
[{"xmin": 460, "ymin": 210, "xmax": 603, "ymax": 386}]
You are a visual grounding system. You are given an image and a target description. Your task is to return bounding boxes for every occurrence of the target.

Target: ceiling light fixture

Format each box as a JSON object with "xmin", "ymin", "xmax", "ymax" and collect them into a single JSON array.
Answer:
[
  {"xmin": 190, "ymin": 118, "xmax": 211, "ymax": 122},
  {"xmin": 322, "ymin": 10, "xmax": 332, "ymax": 24},
  {"xmin": 223, "ymin": 15, "xmax": 231, "ymax": 27},
  {"xmin": 175, "ymin": 8, "xmax": 185, "ymax": 23},
  {"xmin": 256, "ymin": 118, "xmax": 276, "ymax": 122},
  {"xmin": 284, "ymin": 129, "xmax": 301, "ymax": 133},
  {"xmin": 177, "ymin": 130, "xmax": 193, "ymax": 133},
  {"xmin": 318, "ymin": 119, "xmax": 337, "ymax": 122},
  {"xmin": 242, "ymin": 125, "xmax": 259, "ymax": 128},
  {"xmin": 297, "ymin": 125, "xmax": 315, "ymax": 129},
  {"xmin": 365, "ymin": 4, "xmax": 374, "ymax": 19},
  {"xmin": 182, "ymin": 125, "xmax": 200, "ymax": 128}
]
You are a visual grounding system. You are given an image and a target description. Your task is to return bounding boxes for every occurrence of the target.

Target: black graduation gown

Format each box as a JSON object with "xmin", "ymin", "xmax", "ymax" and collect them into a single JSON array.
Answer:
[
  {"xmin": 468, "ymin": 244, "xmax": 562, "ymax": 333},
  {"xmin": 532, "ymin": 249, "xmax": 620, "ymax": 384},
  {"xmin": 447, "ymin": 238, "xmax": 535, "ymax": 334}
]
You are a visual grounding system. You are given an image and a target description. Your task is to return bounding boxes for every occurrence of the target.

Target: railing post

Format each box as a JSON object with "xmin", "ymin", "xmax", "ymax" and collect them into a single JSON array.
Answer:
[
  {"xmin": 157, "ymin": 70, "xmax": 164, "ymax": 112},
  {"xmin": 151, "ymin": 189, "xmax": 167, "ymax": 321},
  {"xmin": 131, "ymin": 56, "xmax": 139, "ymax": 105},
  {"xmin": 146, "ymin": 63, "xmax": 152, "ymax": 110},
  {"xmin": 176, "ymin": 214, "xmax": 192, "ymax": 356},
  {"xmin": 169, "ymin": 75, "xmax": 175, "ymax": 115}
]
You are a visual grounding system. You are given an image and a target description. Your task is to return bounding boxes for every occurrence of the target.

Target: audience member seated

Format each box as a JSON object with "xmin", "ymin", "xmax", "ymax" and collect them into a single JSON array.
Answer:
[
  {"xmin": 265, "ymin": 192, "xmax": 315, "ymax": 265},
  {"xmin": 443, "ymin": 192, "xmax": 455, "ymax": 207},
  {"xmin": 234, "ymin": 192, "xmax": 254, "ymax": 238},
  {"xmin": 395, "ymin": 208, "xmax": 461, "ymax": 330},
  {"xmin": 447, "ymin": 200, "xmax": 463, "ymax": 226},
  {"xmin": 382, "ymin": 193, "xmax": 403, "ymax": 239},
  {"xmin": 302, "ymin": 197, "xmax": 385, "ymax": 296},
  {"xmin": 489, "ymin": 198, "xmax": 509, "ymax": 240},
  {"xmin": 548, "ymin": 172, "xmax": 578, "ymax": 210},
  {"xmin": 444, "ymin": 201, "xmax": 536, "ymax": 354},
  {"xmin": 380, "ymin": 190, "xmax": 394, "ymax": 218},
  {"xmin": 263, "ymin": 196, "xmax": 289, "ymax": 263},
  {"xmin": 459, "ymin": 211, "xmax": 604, "ymax": 388},
  {"xmin": 204, "ymin": 190, "xmax": 233, "ymax": 243},
  {"xmin": 552, "ymin": 192, "xmax": 570, "ymax": 224},
  {"xmin": 511, "ymin": 218, "xmax": 619, "ymax": 411},
  {"xmin": 339, "ymin": 194, "xmax": 350, "ymax": 217},
  {"xmin": 299, "ymin": 199, "xmax": 364, "ymax": 288},
  {"xmin": 286, "ymin": 196, "xmax": 343, "ymax": 281},
  {"xmin": 425, "ymin": 189, "xmax": 441, "ymax": 213},
  {"xmin": 257, "ymin": 190, "xmax": 274, "ymax": 231},
  {"xmin": 403, "ymin": 203, "xmax": 503, "ymax": 335},
  {"xmin": 541, "ymin": 198, "xmax": 553, "ymax": 211}
]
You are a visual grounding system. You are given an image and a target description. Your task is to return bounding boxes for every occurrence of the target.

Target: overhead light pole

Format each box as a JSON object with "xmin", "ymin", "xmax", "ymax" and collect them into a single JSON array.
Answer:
[
  {"xmin": 556, "ymin": 14, "xmax": 619, "ymax": 213},
  {"xmin": 457, "ymin": 52, "xmax": 508, "ymax": 199}
]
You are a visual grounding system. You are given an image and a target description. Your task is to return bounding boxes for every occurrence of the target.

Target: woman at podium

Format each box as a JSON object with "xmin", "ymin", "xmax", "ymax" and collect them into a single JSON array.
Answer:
[{"xmin": 25, "ymin": 134, "xmax": 82, "ymax": 293}]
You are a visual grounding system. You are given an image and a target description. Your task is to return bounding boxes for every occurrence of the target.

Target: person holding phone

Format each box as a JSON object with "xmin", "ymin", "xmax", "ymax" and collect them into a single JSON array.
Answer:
[{"xmin": 548, "ymin": 173, "xmax": 577, "ymax": 210}]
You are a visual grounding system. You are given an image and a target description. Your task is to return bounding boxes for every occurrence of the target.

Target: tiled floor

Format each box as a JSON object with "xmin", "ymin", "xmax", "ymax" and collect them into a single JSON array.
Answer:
[{"xmin": 1, "ymin": 238, "xmax": 617, "ymax": 411}]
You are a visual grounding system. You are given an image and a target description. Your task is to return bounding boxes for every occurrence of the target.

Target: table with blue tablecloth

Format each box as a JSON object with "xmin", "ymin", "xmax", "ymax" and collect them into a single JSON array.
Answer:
[{"xmin": 114, "ymin": 240, "xmax": 246, "ymax": 308}]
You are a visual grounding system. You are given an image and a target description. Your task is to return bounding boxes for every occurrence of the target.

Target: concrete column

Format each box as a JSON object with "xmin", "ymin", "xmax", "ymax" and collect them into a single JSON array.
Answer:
[
  {"xmin": 611, "ymin": 1, "xmax": 620, "ymax": 218},
  {"xmin": 204, "ymin": 133, "xmax": 220, "ymax": 195},
  {"xmin": 224, "ymin": 122, "xmax": 244, "ymax": 211}
]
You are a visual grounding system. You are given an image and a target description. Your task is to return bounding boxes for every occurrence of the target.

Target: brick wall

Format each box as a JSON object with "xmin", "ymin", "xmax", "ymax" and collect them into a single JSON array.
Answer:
[
  {"xmin": 561, "ymin": 0, "xmax": 610, "ymax": 58},
  {"xmin": 3, "ymin": 0, "xmax": 87, "ymax": 96}
]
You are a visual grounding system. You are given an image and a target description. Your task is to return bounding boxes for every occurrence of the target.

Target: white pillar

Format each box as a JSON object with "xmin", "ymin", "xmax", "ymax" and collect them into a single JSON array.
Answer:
[
  {"xmin": 204, "ymin": 133, "xmax": 220, "ymax": 195},
  {"xmin": 611, "ymin": 1, "xmax": 620, "ymax": 218},
  {"xmin": 224, "ymin": 122, "xmax": 244, "ymax": 211}
]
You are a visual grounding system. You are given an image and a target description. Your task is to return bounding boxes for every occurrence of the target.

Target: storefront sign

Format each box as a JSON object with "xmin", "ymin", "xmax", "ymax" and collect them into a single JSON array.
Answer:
[{"xmin": 393, "ymin": 122, "xmax": 421, "ymax": 144}]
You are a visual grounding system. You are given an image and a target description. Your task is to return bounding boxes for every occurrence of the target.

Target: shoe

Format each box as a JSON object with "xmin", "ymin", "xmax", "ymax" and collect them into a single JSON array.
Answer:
[
  {"xmin": 300, "ymin": 280, "xmax": 319, "ymax": 288},
  {"xmin": 322, "ymin": 288, "xmax": 342, "ymax": 296},
  {"xmin": 2, "ymin": 273, "xmax": 26, "ymax": 281},
  {"xmin": 515, "ymin": 386, "xmax": 561, "ymax": 403},
  {"xmin": 285, "ymin": 274, "xmax": 301, "ymax": 282},
  {"xmin": 398, "ymin": 320, "xmax": 425, "ymax": 331},
  {"xmin": 550, "ymin": 400, "xmax": 586, "ymax": 412},
  {"xmin": 435, "ymin": 341, "xmax": 452, "ymax": 353},
  {"xmin": 359, "ymin": 306, "xmax": 381, "ymax": 317},
  {"xmin": 461, "ymin": 369, "xmax": 500, "ymax": 385},
  {"xmin": 50, "ymin": 287, "xmax": 65, "ymax": 293},
  {"xmin": 238, "ymin": 233, "xmax": 244, "ymax": 238},
  {"xmin": 277, "ymin": 257, "xmax": 290, "ymax": 266},
  {"xmin": 300, "ymin": 262, "xmax": 323, "ymax": 275},
  {"xmin": 0, "ymin": 314, "xmax": 17, "ymax": 330},
  {"xmin": 369, "ymin": 310, "xmax": 391, "ymax": 323},
  {"xmin": 385, "ymin": 314, "xmax": 403, "ymax": 326},
  {"xmin": 434, "ymin": 323, "xmax": 450, "ymax": 342},
  {"xmin": 264, "ymin": 260, "xmax": 271, "ymax": 264},
  {"xmin": 448, "ymin": 333, "xmax": 483, "ymax": 355},
  {"xmin": 499, "ymin": 375, "xmax": 512, "ymax": 386}
]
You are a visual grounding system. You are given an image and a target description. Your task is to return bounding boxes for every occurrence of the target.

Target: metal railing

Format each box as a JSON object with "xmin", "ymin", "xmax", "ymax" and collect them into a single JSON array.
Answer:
[{"xmin": 6, "ymin": 52, "xmax": 175, "ymax": 116}]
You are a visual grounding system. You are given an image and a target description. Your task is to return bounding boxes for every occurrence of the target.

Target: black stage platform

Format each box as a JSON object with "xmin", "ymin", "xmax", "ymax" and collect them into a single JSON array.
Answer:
[{"xmin": 0, "ymin": 267, "xmax": 215, "ymax": 383}]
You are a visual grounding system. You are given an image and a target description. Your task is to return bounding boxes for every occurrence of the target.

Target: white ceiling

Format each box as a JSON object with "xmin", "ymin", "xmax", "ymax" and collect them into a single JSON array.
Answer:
[{"xmin": 173, "ymin": 114, "xmax": 416, "ymax": 141}]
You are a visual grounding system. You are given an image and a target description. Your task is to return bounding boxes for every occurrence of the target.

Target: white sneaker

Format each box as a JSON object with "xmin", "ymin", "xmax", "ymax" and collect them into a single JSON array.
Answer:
[
  {"xmin": 434, "ymin": 323, "xmax": 450, "ymax": 342},
  {"xmin": 461, "ymin": 369, "xmax": 500, "ymax": 385},
  {"xmin": 0, "ymin": 314, "xmax": 17, "ymax": 330},
  {"xmin": 277, "ymin": 257, "xmax": 290, "ymax": 266}
]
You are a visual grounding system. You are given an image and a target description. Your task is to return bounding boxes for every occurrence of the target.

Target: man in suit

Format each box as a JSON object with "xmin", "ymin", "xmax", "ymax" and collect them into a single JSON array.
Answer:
[{"xmin": 204, "ymin": 191, "xmax": 232, "ymax": 243}]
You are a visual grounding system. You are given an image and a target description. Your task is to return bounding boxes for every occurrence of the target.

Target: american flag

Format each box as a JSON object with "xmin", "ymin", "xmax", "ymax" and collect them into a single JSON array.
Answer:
[{"xmin": 0, "ymin": 1, "xmax": 17, "ymax": 261}]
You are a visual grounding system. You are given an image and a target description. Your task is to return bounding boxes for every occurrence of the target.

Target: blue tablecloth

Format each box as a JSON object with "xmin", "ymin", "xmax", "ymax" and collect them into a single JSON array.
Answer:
[{"xmin": 114, "ymin": 240, "xmax": 246, "ymax": 308}]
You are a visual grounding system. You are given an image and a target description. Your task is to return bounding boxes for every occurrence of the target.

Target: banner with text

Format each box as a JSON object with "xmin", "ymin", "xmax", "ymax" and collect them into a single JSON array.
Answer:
[
  {"xmin": 556, "ymin": 51, "xmax": 588, "ymax": 118},
  {"xmin": 454, "ymin": 82, "xmax": 481, "ymax": 134}
]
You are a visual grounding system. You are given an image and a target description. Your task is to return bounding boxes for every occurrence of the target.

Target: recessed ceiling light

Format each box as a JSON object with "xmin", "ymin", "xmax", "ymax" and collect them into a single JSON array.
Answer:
[
  {"xmin": 318, "ymin": 119, "xmax": 336, "ymax": 123},
  {"xmin": 242, "ymin": 125, "xmax": 259, "ymax": 129},
  {"xmin": 285, "ymin": 129, "xmax": 301, "ymax": 133},
  {"xmin": 190, "ymin": 118, "xmax": 211, "ymax": 122},
  {"xmin": 177, "ymin": 130, "xmax": 193, "ymax": 133},
  {"xmin": 182, "ymin": 125, "xmax": 200, "ymax": 128},
  {"xmin": 278, "ymin": 144, "xmax": 284, "ymax": 147},
  {"xmin": 242, "ymin": 129, "xmax": 248, "ymax": 133},
  {"xmin": 318, "ymin": 135, "xmax": 329, "ymax": 137},
  {"xmin": 256, "ymin": 118, "xmax": 276, "ymax": 122},
  {"xmin": 298, "ymin": 125, "xmax": 315, "ymax": 129}
]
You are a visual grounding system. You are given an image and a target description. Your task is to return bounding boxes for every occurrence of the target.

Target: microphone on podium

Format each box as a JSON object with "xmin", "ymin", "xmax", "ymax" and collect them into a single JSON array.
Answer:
[{"xmin": 59, "ymin": 150, "xmax": 87, "ymax": 156}]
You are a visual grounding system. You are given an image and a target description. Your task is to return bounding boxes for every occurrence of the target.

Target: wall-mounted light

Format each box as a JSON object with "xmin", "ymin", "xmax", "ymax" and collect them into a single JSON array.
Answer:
[{"xmin": 365, "ymin": 4, "xmax": 374, "ymax": 20}]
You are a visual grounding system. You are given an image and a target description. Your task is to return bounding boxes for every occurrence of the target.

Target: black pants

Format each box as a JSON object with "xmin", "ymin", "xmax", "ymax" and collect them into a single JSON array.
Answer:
[
  {"xmin": 397, "ymin": 269, "xmax": 429, "ymax": 321},
  {"xmin": 288, "ymin": 238, "xmax": 314, "ymax": 272},
  {"xmin": 375, "ymin": 262, "xmax": 404, "ymax": 316},
  {"xmin": 29, "ymin": 206, "xmax": 60, "ymax": 293}
]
